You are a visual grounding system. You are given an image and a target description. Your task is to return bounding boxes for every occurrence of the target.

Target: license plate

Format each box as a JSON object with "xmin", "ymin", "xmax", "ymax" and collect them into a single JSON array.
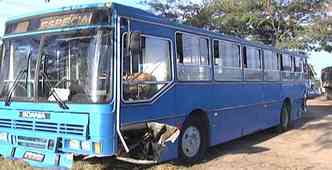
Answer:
[{"xmin": 23, "ymin": 152, "xmax": 45, "ymax": 162}]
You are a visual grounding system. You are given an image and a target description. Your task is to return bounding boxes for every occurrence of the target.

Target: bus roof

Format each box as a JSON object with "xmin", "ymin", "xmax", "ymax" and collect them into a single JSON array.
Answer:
[{"xmin": 5, "ymin": 2, "xmax": 306, "ymax": 58}]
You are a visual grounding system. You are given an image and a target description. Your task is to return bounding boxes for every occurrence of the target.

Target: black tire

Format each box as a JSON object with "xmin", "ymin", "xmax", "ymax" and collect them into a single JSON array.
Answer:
[
  {"xmin": 178, "ymin": 115, "xmax": 208, "ymax": 164},
  {"xmin": 278, "ymin": 102, "xmax": 291, "ymax": 132}
]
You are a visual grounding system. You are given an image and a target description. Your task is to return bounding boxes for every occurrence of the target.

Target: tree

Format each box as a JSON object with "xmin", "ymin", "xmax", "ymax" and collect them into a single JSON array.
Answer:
[
  {"xmin": 143, "ymin": 0, "xmax": 330, "ymax": 51},
  {"xmin": 141, "ymin": 0, "xmax": 214, "ymax": 28},
  {"xmin": 310, "ymin": 15, "xmax": 332, "ymax": 52}
]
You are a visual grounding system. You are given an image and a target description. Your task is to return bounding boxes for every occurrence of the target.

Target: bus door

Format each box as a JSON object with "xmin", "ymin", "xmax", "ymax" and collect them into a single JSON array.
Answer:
[{"xmin": 119, "ymin": 18, "xmax": 178, "ymax": 161}]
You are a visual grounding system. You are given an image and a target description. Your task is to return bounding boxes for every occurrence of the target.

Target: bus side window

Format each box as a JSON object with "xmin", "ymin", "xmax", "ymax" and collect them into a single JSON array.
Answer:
[
  {"xmin": 292, "ymin": 56, "xmax": 296, "ymax": 72},
  {"xmin": 176, "ymin": 32, "xmax": 211, "ymax": 81},
  {"xmin": 122, "ymin": 33, "xmax": 172, "ymax": 101},
  {"xmin": 258, "ymin": 49, "xmax": 262, "ymax": 69},
  {"xmin": 263, "ymin": 50, "xmax": 279, "ymax": 81},
  {"xmin": 213, "ymin": 40, "xmax": 219, "ymax": 65},
  {"xmin": 282, "ymin": 54, "xmax": 291, "ymax": 72},
  {"xmin": 281, "ymin": 53, "xmax": 292, "ymax": 80},
  {"xmin": 214, "ymin": 40, "xmax": 242, "ymax": 81},
  {"xmin": 244, "ymin": 46, "xmax": 262, "ymax": 81},
  {"xmin": 278, "ymin": 53, "xmax": 283, "ymax": 71},
  {"xmin": 176, "ymin": 33, "xmax": 183, "ymax": 64},
  {"xmin": 242, "ymin": 46, "xmax": 247, "ymax": 68},
  {"xmin": 294, "ymin": 56, "xmax": 304, "ymax": 80}
]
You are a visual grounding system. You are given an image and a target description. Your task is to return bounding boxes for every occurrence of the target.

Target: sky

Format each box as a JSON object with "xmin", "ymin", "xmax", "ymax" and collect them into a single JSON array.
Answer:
[{"xmin": 0, "ymin": 0, "xmax": 331, "ymax": 78}]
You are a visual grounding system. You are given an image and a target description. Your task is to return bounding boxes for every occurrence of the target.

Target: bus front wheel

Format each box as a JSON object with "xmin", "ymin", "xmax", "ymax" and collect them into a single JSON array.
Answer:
[
  {"xmin": 278, "ymin": 102, "xmax": 291, "ymax": 132},
  {"xmin": 178, "ymin": 115, "xmax": 208, "ymax": 164}
]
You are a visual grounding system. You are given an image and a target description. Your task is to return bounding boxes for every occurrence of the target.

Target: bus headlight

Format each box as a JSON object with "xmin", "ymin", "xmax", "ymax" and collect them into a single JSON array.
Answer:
[
  {"xmin": 0, "ymin": 132, "xmax": 8, "ymax": 142},
  {"xmin": 68, "ymin": 139, "xmax": 81, "ymax": 150},
  {"xmin": 81, "ymin": 141, "xmax": 92, "ymax": 152}
]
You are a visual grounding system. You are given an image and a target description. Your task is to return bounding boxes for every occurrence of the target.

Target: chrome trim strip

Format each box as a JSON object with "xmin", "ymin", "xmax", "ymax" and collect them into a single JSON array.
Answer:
[
  {"xmin": 209, "ymin": 100, "xmax": 283, "ymax": 112},
  {"xmin": 122, "ymin": 113, "xmax": 187, "ymax": 127},
  {"xmin": 174, "ymin": 81, "xmax": 305, "ymax": 85},
  {"xmin": 115, "ymin": 14, "xmax": 130, "ymax": 153},
  {"xmin": 122, "ymin": 97, "xmax": 305, "ymax": 126}
]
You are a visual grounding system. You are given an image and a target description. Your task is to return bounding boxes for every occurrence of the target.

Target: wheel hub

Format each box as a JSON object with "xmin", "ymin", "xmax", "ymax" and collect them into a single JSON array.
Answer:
[{"xmin": 181, "ymin": 126, "xmax": 201, "ymax": 158}]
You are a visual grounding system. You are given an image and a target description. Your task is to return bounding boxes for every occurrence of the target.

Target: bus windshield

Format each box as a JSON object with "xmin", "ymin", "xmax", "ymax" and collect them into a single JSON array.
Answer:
[{"xmin": 0, "ymin": 29, "xmax": 113, "ymax": 104}]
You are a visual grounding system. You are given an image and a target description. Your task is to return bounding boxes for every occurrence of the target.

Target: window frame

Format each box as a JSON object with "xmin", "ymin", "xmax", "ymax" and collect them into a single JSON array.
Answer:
[
  {"xmin": 277, "ymin": 52, "xmax": 283, "ymax": 71},
  {"xmin": 263, "ymin": 49, "xmax": 279, "ymax": 71},
  {"xmin": 294, "ymin": 56, "xmax": 304, "ymax": 73},
  {"xmin": 121, "ymin": 32, "xmax": 174, "ymax": 104},
  {"xmin": 281, "ymin": 53, "xmax": 292, "ymax": 72},
  {"xmin": 212, "ymin": 39, "xmax": 242, "ymax": 81},
  {"xmin": 243, "ymin": 45, "xmax": 262, "ymax": 71},
  {"xmin": 212, "ymin": 39, "xmax": 241, "ymax": 68},
  {"xmin": 175, "ymin": 31, "xmax": 212, "ymax": 81}
]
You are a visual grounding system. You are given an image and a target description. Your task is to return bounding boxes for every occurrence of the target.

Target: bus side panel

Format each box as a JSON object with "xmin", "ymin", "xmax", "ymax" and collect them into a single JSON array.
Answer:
[
  {"xmin": 119, "ymin": 19, "xmax": 187, "ymax": 162},
  {"xmin": 209, "ymin": 83, "xmax": 264, "ymax": 146},
  {"xmin": 174, "ymin": 83, "xmax": 214, "ymax": 115},
  {"xmin": 121, "ymin": 87, "xmax": 181, "ymax": 162},
  {"xmin": 120, "ymin": 87, "xmax": 177, "ymax": 125},
  {"xmin": 281, "ymin": 82, "xmax": 305, "ymax": 121},
  {"xmin": 209, "ymin": 83, "xmax": 244, "ymax": 145},
  {"xmin": 291, "ymin": 83, "xmax": 306, "ymax": 120},
  {"xmin": 261, "ymin": 83, "xmax": 282, "ymax": 129},
  {"xmin": 239, "ymin": 83, "xmax": 265, "ymax": 135}
]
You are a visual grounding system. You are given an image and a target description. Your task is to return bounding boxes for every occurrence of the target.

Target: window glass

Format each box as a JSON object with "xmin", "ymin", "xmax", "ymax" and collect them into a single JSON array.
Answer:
[
  {"xmin": 123, "ymin": 35, "xmax": 171, "ymax": 101},
  {"xmin": 176, "ymin": 33, "xmax": 211, "ymax": 81},
  {"xmin": 215, "ymin": 40, "xmax": 240, "ymax": 67},
  {"xmin": 180, "ymin": 34, "xmax": 209, "ymax": 65},
  {"xmin": 294, "ymin": 57, "xmax": 303, "ymax": 72},
  {"xmin": 282, "ymin": 54, "xmax": 292, "ymax": 71},
  {"xmin": 263, "ymin": 50, "xmax": 278, "ymax": 71},
  {"xmin": 246, "ymin": 47, "xmax": 261, "ymax": 69},
  {"xmin": 213, "ymin": 40, "xmax": 242, "ymax": 81}
]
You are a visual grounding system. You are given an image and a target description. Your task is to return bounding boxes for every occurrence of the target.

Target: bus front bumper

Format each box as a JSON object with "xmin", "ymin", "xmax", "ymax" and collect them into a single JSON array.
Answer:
[{"xmin": 0, "ymin": 144, "xmax": 74, "ymax": 169}]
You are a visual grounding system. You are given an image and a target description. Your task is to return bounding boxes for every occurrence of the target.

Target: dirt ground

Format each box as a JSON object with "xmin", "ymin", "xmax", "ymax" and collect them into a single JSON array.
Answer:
[{"xmin": 1, "ymin": 97, "xmax": 332, "ymax": 170}]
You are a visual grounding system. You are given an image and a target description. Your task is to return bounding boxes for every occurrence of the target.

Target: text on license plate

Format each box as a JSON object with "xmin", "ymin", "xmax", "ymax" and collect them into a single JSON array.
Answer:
[{"xmin": 23, "ymin": 152, "xmax": 45, "ymax": 162}]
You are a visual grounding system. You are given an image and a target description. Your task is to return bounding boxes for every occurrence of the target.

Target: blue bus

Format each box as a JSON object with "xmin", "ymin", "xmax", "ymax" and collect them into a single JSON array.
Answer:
[{"xmin": 0, "ymin": 2, "xmax": 307, "ymax": 169}]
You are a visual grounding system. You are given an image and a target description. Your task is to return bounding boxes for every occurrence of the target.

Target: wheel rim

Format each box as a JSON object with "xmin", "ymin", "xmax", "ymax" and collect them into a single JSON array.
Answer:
[
  {"xmin": 282, "ymin": 105, "xmax": 289, "ymax": 128},
  {"xmin": 181, "ymin": 126, "xmax": 201, "ymax": 158}
]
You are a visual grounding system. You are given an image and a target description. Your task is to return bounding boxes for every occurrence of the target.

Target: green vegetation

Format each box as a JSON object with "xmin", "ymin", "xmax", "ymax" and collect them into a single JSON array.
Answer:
[{"xmin": 142, "ymin": 0, "xmax": 332, "ymax": 52}]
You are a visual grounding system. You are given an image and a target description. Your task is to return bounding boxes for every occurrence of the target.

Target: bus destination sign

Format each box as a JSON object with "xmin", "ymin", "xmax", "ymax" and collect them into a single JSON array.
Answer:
[{"xmin": 39, "ymin": 12, "xmax": 93, "ymax": 30}]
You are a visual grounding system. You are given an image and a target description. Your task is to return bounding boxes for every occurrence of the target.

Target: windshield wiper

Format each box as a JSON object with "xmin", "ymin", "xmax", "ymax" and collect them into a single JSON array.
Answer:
[
  {"xmin": 5, "ymin": 70, "xmax": 27, "ymax": 106},
  {"xmin": 5, "ymin": 50, "xmax": 32, "ymax": 106},
  {"xmin": 39, "ymin": 71, "xmax": 69, "ymax": 110}
]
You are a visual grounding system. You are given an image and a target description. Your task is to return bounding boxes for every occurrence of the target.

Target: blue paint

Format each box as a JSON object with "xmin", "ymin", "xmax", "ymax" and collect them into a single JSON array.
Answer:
[{"xmin": 0, "ymin": 2, "xmax": 306, "ymax": 169}]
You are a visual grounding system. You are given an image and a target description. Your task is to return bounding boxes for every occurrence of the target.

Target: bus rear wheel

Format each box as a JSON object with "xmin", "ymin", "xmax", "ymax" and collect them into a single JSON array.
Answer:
[
  {"xmin": 278, "ymin": 102, "xmax": 291, "ymax": 132},
  {"xmin": 179, "ymin": 115, "xmax": 208, "ymax": 164}
]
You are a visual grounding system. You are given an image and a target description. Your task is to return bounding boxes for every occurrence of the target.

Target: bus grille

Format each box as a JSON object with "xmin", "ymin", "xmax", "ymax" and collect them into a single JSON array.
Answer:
[
  {"xmin": 16, "ymin": 136, "xmax": 49, "ymax": 150},
  {"xmin": 0, "ymin": 119, "xmax": 86, "ymax": 137}
]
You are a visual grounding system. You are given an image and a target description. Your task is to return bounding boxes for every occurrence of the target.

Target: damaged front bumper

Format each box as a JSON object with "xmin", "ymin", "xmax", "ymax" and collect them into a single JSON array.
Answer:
[
  {"xmin": 118, "ymin": 122, "xmax": 180, "ymax": 164},
  {"xmin": 0, "ymin": 138, "xmax": 74, "ymax": 169}
]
